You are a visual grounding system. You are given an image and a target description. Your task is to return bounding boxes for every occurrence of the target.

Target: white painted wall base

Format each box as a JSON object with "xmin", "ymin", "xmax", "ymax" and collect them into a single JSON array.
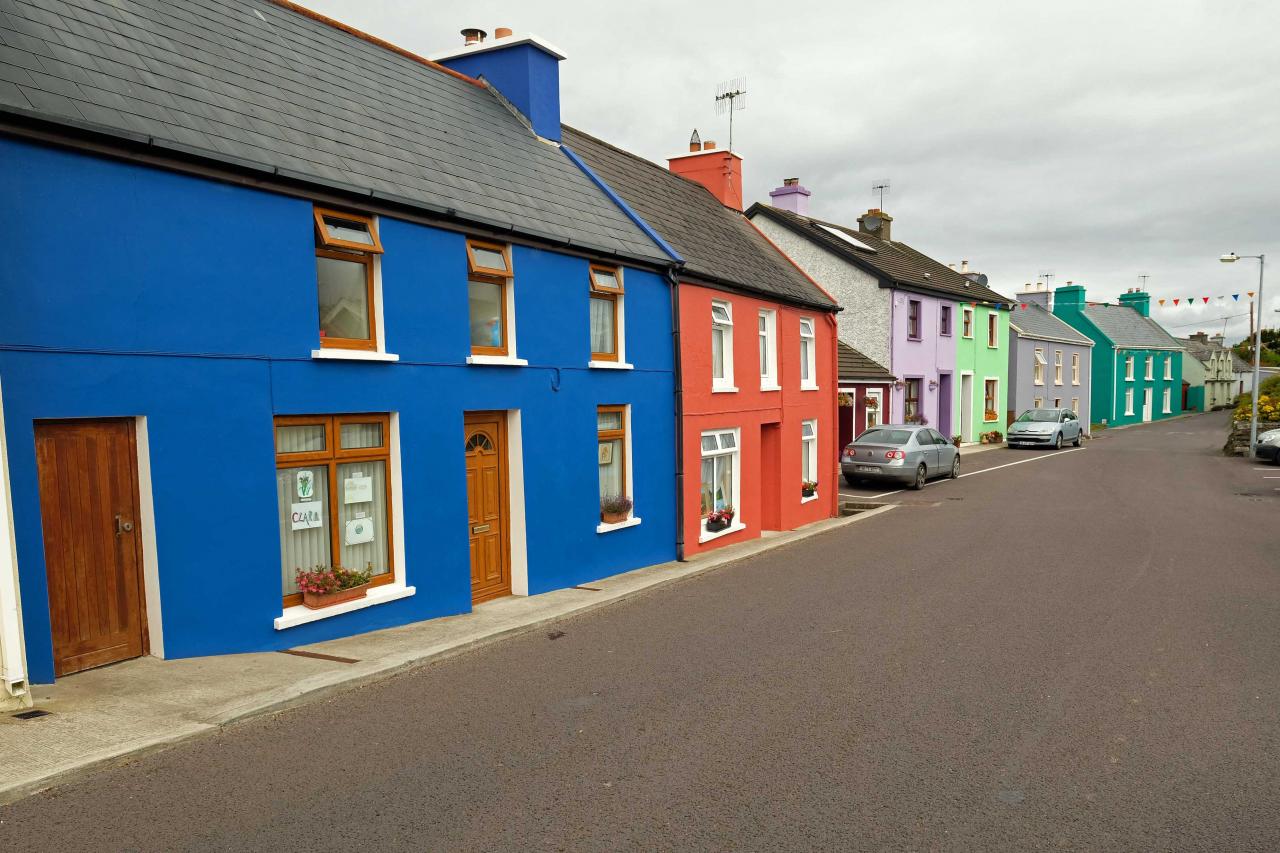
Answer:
[{"xmin": 0, "ymin": 376, "xmax": 32, "ymax": 708}]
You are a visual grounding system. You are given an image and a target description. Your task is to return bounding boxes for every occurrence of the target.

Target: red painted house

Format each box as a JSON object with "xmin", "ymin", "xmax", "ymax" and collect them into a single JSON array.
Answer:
[{"xmin": 564, "ymin": 128, "xmax": 840, "ymax": 555}]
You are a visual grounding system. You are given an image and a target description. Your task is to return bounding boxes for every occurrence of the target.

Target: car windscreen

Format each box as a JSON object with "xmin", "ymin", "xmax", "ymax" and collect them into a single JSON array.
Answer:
[
  {"xmin": 856, "ymin": 429, "xmax": 913, "ymax": 445},
  {"xmin": 1016, "ymin": 410, "xmax": 1059, "ymax": 422}
]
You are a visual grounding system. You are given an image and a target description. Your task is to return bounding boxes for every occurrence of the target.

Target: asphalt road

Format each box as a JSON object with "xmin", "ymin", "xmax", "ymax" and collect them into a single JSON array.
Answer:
[{"xmin": 5, "ymin": 412, "xmax": 1277, "ymax": 852}]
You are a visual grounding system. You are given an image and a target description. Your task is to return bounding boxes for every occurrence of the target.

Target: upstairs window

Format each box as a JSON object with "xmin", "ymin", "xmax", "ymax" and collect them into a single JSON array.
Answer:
[
  {"xmin": 1072, "ymin": 353, "xmax": 1081, "ymax": 384},
  {"xmin": 987, "ymin": 313, "xmax": 999, "ymax": 348},
  {"xmin": 1125, "ymin": 355, "xmax": 1135, "ymax": 381},
  {"xmin": 1033, "ymin": 348, "xmax": 1046, "ymax": 385},
  {"xmin": 907, "ymin": 300, "xmax": 922, "ymax": 340},
  {"xmin": 467, "ymin": 240, "xmax": 513, "ymax": 357},
  {"xmin": 314, "ymin": 207, "xmax": 383, "ymax": 350},
  {"xmin": 589, "ymin": 264, "xmax": 624, "ymax": 362},
  {"xmin": 1054, "ymin": 351, "xmax": 1063, "ymax": 384},
  {"xmin": 1163, "ymin": 356, "xmax": 1173, "ymax": 380},
  {"xmin": 1144, "ymin": 355, "xmax": 1154, "ymax": 380},
  {"xmin": 758, "ymin": 309, "xmax": 778, "ymax": 389},
  {"xmin": 711, "ymin": 301, "xmax": 735, "ymax": 389},
  {"xmin": 939, "ymin": 305, "xmax": 952, "ymax": 336},
  {"xmin": 799, "ymin": 318, "xmax": 817, "ymax": 389},
  {"xmin": 962, "ymin": 307, "xmax": 974, "ymax": 338}
]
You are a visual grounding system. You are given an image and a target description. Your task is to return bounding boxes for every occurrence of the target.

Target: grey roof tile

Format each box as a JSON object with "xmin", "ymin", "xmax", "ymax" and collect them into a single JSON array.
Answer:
[
  {"xmin": 838, "ymin": 341, "xmax": 894, "ymax": 381},
  {"xmin": 0, "ymin": 77, "xmax": 27, "ymax": 106},
  {"xmin": 1080, "ymin": 305, "xmax": 1183, "ymax": 349},
  {"xmin": 563, "ymin": 125, "xmax": 836, "ymax": 309},
  {"xmin": 1, "ymin": 0, "xmax": 669, "ymax": 264},
  {"xmin": 0, "ymin": 59, "xmax": 33, "ymax": 84},
  {"xmin": 748, "ymin": 204, "xmax": 1012, "ymax": 305},
  {"xmin": 1010, "ymin": 303, "xmax": 1093, "ymax": 344}
]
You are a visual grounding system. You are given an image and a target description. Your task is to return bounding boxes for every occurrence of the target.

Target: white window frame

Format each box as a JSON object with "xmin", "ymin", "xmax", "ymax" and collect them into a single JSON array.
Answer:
[
  {"xmin": 1054, "ymin": 350, "xmax": 1063, "ymax": 385},
  {"xmin": 864, "ymin": 389, "xmax": 884, "ymax": 431},
  {"xmin": 1072, "ymin": 353, "xmax": 1081, "ymax": 385},
  {"xmin": 1033, "ymin": 348, "xmax": 1046, "ymax": 385},
  {"xmin": 1071, "ymin": 397, "xmax": 1080, "ymax": 414},
  {"xmin": 987, "ymin": 313, "xmax": 999, "ymax": 348},
  {"xmin": 1053, "ymin": 397, "xmax": 1061, "ymax": 408},
  {"xmin": 1125, "ymin": 355, "xmax": 1135, "ymax": 381},
  {"xmin": 799, "ymin": 317, "xmax": 818, "ymax": 390},
  {"xmin": 962, "ymin": 307, "xmax": 974, "ymax": 339},
  {"xmin": 1162, "ymin": 387, "xmax": 1172, "ymax": 414},
  {"xmin": 1163, "ymin": 356, "xmax": 1173, "ymax": 380},
  {"xmin": 1034, "ymin": 396, "xmax": 1043, "ymax": 408},
  {"xmin": 1144, "ymin": 355, "xmax": 1154, "ymax": 381},
  {"xmin": 699, "ymin": 428, "xmax": 743, "ymax": 542},
  {"xmin": 711, "ymin": 300, "xmax": 736, "ymax": 392},
  {"xmin": 800, "ymin": 419, "xmax": 818, "ymax": 503},
  {"xmin": 758, "ymin": 309, "xmax": 779, "ymax": 391},
  {"xmin": 1124, "ymin": 387, "xmax": 1135, "ymax": 416}
]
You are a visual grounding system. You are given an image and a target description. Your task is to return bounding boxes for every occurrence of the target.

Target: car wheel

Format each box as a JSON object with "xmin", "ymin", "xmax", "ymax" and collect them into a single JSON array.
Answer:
[
  {"xmin": 910, "ymin": 464, "xmax": 926, "ymax": 490},
  {"xmin": 843, "ymin": 473, "xmax": 860, "ymax": 487},
  {"xmin": 1053, "ymin": 433, "xmax": 1062, "ymax": 450},
  {"xmin": 1073, "ymin": 432, "xmax": 1082, "ymax": 447},
  {"xmin": 950, "ymin": 456, "xmax": 960, "ymax": 479}
]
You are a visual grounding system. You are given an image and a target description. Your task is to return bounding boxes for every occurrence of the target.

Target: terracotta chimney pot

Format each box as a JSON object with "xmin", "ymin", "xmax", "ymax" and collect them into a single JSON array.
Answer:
[{"xmin": 494, "ymin": 26, "xmax": 513, "ymax": 38}]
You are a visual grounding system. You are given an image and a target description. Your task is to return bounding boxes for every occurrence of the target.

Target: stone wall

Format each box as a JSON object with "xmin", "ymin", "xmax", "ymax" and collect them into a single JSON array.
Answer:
[{"xmin": 1224, "ymin": 421, "xmax": 1253, "ymax": 456}]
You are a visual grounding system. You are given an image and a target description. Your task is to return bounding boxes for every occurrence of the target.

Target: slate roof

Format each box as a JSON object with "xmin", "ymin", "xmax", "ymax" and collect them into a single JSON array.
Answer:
[
  {"xmin": 1010, "ymin": 303, "xmax": 1093, "ymax": 345},
  {"xmin": 1080, "ymin": 305, "xmax": 1183, "ymax": 350},
  {"xmin": 562, "ymin": 126, "xmax": 838, "ymax": 310},
  {"xmin": 0, "ymin": 0, "xmax": 669, "ymax": 263},
  {"xmin": 1180, "ymin": 336, "xmax": 1230, "ymax": 365},
  {"xmin": 1230, "ymin": 351, "xmax": 1252, "ymax": 373},
  {"xmin": 747, "ymin": 204, "xmax": 1011, "ymax": 305},
  {"xmin": 838, "ymin": 341, "xmax": 894, "ymax": 382}
]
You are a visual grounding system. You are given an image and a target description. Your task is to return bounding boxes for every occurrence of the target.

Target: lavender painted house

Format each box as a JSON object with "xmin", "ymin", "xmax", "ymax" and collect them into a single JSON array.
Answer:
[
  {"xmin": 1008, "ymin": 284, "xmax": 1094, "ymax": 429},
  {"xmin": 748, "ymin": 192, "xmax": 1010, "ymax": 436}
]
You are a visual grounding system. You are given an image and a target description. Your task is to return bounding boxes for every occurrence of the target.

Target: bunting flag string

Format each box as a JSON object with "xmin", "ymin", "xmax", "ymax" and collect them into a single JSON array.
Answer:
[{"xmin": 1149, "ymin": 291, "xmax": 1254, "ymax": 309}]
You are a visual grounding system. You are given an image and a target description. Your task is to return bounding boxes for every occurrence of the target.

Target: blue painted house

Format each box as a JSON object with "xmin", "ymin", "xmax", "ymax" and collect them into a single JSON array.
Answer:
[
  {"xmin": 1052, "ymin": 285, "xmax": 1185, "ymax": 427},
  {"xmin": 0, "ymin": 1, "xmax": 679, "ymax": 683}
]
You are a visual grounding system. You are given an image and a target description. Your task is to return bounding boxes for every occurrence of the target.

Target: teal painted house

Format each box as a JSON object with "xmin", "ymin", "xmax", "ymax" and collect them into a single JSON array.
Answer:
[{"xmin": 1052, "ymin": 285, "xmax": 1185, "ymax": 427}]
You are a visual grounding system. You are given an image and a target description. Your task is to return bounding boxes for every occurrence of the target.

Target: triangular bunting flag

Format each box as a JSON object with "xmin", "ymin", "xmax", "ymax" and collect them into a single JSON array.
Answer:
[
  {"xmin": 1173, "ymin": 298, "xmax": 1180, "ymax": 305},
  {"xmin": 1202, "ymin": 296, "xmax": 1210, "ymax": 304},
  {"xmin": 1020, "ymin": 303, "xmax": 1027, "ymax": 309},
  {"xmin": 1248, "ymin": 291, "xmax": 1255, "ymax": 298},
  {"xmin": 1233, "ymin": 294, "xmax": 1240, "ymax": 301},
  {"xmin": 1158, "ymin": 298, "xmax": 1166, "ymax": 306}
]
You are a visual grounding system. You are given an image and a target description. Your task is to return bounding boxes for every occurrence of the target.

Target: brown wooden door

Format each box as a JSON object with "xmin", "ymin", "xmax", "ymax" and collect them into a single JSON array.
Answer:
[
  {"xmin": 464, "ymin": 413, "xmax": 510, "ymax": 604},
  {"xmin": 35, "ymin": 419, "xmax": 147, "ymax": 676}
]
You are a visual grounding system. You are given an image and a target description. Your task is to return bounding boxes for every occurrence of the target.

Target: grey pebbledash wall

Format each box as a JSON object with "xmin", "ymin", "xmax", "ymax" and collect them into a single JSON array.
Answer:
[{"xmin": 751, "ymin": 216, "xmax": 892, "ymax": 370}]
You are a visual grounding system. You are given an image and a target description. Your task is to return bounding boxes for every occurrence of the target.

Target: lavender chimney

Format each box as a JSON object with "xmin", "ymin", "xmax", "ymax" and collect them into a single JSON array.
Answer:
[{"xmin": 769, "ymin": 177, "xmax": 811, "ymax": 216}]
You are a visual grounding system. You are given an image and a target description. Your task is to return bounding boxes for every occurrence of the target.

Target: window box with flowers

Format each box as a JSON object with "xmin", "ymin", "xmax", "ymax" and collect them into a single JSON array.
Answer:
[
  {"xmin": 600, "ymin": 494, "xmax": 633, "ymax": 525},
  {"xmin": 295, "ymin": 565, "xmax": 373, "ymax": 610},
  {"xmin": 801, "ymin": 480, "xmax": 818, "ymax": 498},
  {"xmin": 984, "ymin": 409, "xmax": 1000, "ymax": 422},
  {"xmin": 705, "ymin": 506, "xmax": 735, "ymax": 533}
]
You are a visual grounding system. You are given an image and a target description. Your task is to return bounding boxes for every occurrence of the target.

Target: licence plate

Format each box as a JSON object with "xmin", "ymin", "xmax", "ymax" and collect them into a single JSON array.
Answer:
[{"xmin": 856, "ymin": 465, "xmax": 878, "ymax": 473}]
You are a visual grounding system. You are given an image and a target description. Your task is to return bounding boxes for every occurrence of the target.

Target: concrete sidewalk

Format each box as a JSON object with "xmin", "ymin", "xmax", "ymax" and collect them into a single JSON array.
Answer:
[{"xmin": 0, "ymin": 506, "xmax": 892, "ymax": 805}]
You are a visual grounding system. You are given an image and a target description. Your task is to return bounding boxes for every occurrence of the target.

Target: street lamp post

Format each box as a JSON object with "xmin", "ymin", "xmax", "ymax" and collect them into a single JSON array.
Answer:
[{"xmin": 1220, "ymin": 252, "xmax": 1267, "ymax": 451}]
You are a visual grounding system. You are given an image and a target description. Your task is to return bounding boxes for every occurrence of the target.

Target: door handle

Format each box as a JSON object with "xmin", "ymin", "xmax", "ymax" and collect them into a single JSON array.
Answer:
[{"xmin": 115, "ymin": 514, "xmax": 134, "ymax": 535}]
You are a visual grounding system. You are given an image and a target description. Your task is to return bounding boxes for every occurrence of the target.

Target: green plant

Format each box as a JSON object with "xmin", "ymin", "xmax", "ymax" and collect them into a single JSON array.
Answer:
[
  {"xmin": 600, "ymin": 494, "xmax": 633, "ymax": 515},
  {"xmin": 295, "ymin": 564, "xmax": 373, "ymax": 595}
]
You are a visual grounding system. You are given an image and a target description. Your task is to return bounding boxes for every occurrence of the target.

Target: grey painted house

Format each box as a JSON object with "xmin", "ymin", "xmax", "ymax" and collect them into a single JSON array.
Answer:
[{"xmin": 1009, "ymin": 285, "xmax": 1094, "ymax": 428}]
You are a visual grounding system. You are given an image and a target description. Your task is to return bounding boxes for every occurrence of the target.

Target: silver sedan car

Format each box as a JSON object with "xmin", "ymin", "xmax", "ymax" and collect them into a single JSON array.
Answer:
[
  {"xmin": 1006, "ymin": 408, "xmax": 1083, "ymax": 449},
  {"xmin": 841, "ymin": 425, "xmax": 960, "ymax": 490}
]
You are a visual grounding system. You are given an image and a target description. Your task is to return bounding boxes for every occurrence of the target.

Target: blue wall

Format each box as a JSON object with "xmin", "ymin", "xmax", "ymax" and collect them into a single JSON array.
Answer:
[
  {"xmin": 0, "ymin": 137, "xmax": 676, "ymax": 683},
  {"xmin": 440, "ymin": 44, "xmax": 561, "ymax": 141}
]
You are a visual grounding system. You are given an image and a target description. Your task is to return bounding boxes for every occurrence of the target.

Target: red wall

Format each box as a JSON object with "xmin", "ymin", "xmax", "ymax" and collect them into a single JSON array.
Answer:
[{"xmin": 680, "ymin": 283, "xmax": 838, "ymax": 555}]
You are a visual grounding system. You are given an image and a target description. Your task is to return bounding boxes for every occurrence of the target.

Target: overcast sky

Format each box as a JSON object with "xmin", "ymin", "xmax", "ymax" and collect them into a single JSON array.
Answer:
[{"xmin": 306, "ymin": 0, "xmax": 1278, "ymax": 344}]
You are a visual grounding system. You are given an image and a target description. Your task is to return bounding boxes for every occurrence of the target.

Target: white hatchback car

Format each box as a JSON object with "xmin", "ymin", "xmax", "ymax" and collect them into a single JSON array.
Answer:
[{"xmin": 1006, "ymin": 408, "xmax": 1083, "ymax": 450}]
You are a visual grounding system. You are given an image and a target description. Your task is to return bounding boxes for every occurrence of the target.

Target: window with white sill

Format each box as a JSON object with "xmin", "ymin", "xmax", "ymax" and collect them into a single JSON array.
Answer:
[
  {"xmin": 700, "ymin": 429, "xmax": 740, "ymax": 535},
  {"xmin": 1125, "ymin": 356, "xmax": 1135, "ymax": 381},
  {"xmin": 1054, "ymin": 351, "xmax": 1063, "ymax": 384},
  {"xmin": 758, "ymin": 309, "xmax": 778, "ymax": 389},
  {"xmin": 314, "ymin": 206, "xmax": 386, "ymax": 354},
  {"xmin": 711, "ymin": 301, "xmax": 734, "ymax": 390},
  {"xmin": 799, "ymin": 317, "xmax": 817, "ymax": 389},
  {"xmin": 1072, "ymin": 353, "xmax": 1081, "ymax": 384},
  {"xmin": 1144, "ymin": 355, "xmax": 1154, "ymax": 380},
  {"xmin": 589, "ymin": 265, "xmax": 625, "ymax": 364},
  {"xmin": 800, "ymin": 419, "xmax": 818, "ymax": 499},
  {"xmin": 1163, "ymin": 356, "xmax": 1172, "ymax": 380},
  {"xmin": 1033, "ymin": 348, "xmax": 1046, "ymax": 384}
]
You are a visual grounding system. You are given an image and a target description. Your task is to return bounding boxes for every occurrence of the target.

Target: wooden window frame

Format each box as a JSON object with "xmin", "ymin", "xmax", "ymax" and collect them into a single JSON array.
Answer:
[
  {"xmin": 907, "ymin": 300, "xmax": 922, "ymax": 340},
  {"xmin": 904, "ymin": 378, "xmax": 922, "ymax": 419},
  {"xmin": 275, "ymin": 413, "xmax": 394, "ymax": 608},
  {"xmin": 589, "ymin": 266, "xmax": 623, "ymax": 362},
  {"xmin": 467, "ymin": 239, "xmax": 513, "ymax": 357},
  {"xmin": 597, "ymin": 405, "xmax": 628, "ymax": 505},
  {"xmin": 984, "ymin": 379, "xmax": 999, "ymax": 420},
  {"xmin": 962, "ymin": 307, "xmax": 974, "ymax": 338},
  {"xmin": 939, "ymin": 305, "xmax": 952, "ymax": 336},
  {"xmin": 316, "ymin": 247, "xmax": 378, "ymax": 351},
  {"xmin": 314, "ymin": 207, "xmax": 384, "ymax": 254},
  {"xmin": 987, "ymin": 313, "xmax": 999, "ymax": 348}
]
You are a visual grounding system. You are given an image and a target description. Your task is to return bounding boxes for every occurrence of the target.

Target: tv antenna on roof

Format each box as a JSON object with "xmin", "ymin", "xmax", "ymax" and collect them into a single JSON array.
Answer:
[
  {"xmin": 1138, "ymin": 273, "xmax": 1150, "ymax": 291},
  {"xmin": 872, "ymin": 180, "xmax": 890, "ymax": 209},
  {"xmin": 1037, "ymin": 270, "xmax": 1055, "ymax": 287},
  {"xmin": 714, "ymin": 77, "xmax": 747, "ymax": 151}
]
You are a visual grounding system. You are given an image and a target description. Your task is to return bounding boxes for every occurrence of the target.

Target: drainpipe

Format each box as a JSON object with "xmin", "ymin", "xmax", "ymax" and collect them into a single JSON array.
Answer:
[
  {"xmin": 825, "ymin": 312, "xmax": 840, "ymax": 519},
  {"xmin": 0, "ymin": 377, "xmax": 30, "ymax": 708},
  {"xmin": 668, "ymin": 267, "xmax": 687, "ymax": 562},
  {"xmin": 1112, "ymin": 345, "xmax": 1119, "ymax": 422}
]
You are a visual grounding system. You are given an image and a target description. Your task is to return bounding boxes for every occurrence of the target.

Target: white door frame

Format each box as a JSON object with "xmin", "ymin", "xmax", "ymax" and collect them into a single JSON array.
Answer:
[
  {"xmin": 959, "ymin": 371, "xmax": 974, "ymax": 442},
  {"xmin": 0, "ymin": 377, "xmax": 31, "ymax": 707},
  {"xmin": 1142, "ymin": 387, "xmax": 1154, "ymax": 422}
]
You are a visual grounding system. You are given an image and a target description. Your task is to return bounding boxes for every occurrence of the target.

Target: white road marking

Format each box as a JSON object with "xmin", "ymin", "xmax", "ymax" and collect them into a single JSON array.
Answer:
[{"xmin": 851, "ymin": 448, "xmax": 1085, "ymax": 500}]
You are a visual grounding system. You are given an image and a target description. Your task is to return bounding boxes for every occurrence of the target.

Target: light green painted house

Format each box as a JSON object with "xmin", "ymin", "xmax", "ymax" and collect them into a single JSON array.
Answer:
[
  {"xmin": 953, "ymin": 302, "xmax": 1010, "ymax": 442},
  {"xmin": 1052, "ymin": 285, "xmax": 1185, "ymax": 427}
]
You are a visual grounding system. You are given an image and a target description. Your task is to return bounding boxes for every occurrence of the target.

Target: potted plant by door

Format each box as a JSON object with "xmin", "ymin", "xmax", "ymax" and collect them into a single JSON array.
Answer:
[
  {"xmin": 295, "ymin": 564, "xmax": 373, "ymax": 610},
  {"xmin": 705, "ymin": 506, "xmax": 735, "ymax": 532},
  {"xmin": 951, "ymin": 434, "xmax": 962, "ymax": 448},
  {"xmin": 600, "ymin": 494, "xmax": 633, "ymax": 525},
  {"xmin": 801, "ymin": 480, "xmax": 818, "ymax": 498}
]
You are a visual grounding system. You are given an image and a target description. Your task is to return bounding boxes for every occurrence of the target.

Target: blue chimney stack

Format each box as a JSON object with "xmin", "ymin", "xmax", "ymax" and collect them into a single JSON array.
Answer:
[{"xmin": 431, "ymin": 28, "xmax": 566, "ymax": 142}]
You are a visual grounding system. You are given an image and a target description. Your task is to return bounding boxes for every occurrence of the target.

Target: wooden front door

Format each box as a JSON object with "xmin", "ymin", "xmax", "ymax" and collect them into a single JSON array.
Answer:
[
  {"xmin": 35, "ymin": 419, "xmax": 147, "ymax": 676},
  {"xmin": 464, "ymin": 413, "xmax": 510, "ymax": 604}
]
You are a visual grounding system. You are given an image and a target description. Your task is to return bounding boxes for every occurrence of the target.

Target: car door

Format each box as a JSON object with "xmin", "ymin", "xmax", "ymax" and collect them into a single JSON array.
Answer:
[
  {"xmin": 1062, "ymin": 411, "xmax": 1078, "ymax": 440},
  {"xmin": 911, "ymin": 429, "xmax": 936, "ymax": 474},
  {"xmin": 926, "ymin": 429, "xmax": 947, "ymax": 473}
]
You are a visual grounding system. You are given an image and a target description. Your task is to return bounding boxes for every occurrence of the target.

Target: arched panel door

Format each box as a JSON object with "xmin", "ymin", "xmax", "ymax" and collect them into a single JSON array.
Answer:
[{"xmin": 464, "ymin": 413, "xmax": 510, "ymax": 603}]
